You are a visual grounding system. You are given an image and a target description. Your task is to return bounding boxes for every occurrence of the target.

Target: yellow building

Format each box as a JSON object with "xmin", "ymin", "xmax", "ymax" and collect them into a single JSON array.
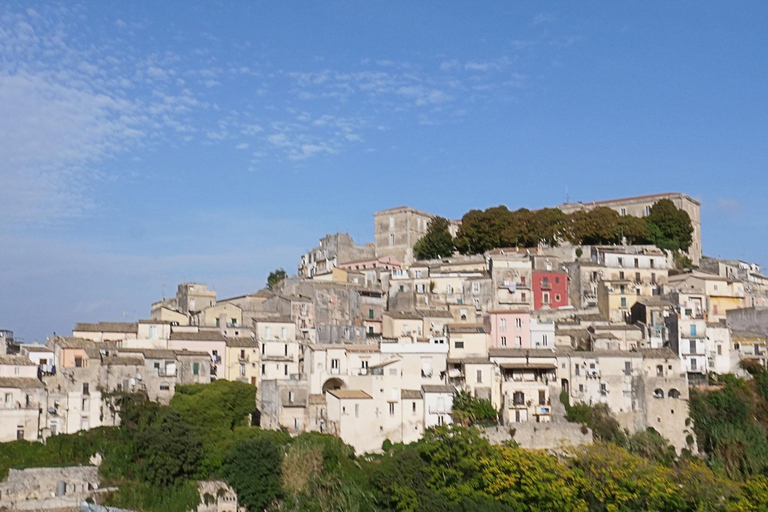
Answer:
[{"xmin": 225, "ymin": 337, "xmax": 260, "ymax": 386}]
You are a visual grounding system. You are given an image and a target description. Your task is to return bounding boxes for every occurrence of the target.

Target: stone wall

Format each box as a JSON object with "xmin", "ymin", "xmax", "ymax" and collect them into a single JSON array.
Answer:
[
  {"xmin": 480, "ymin": 423, "xmax": 593, "ymax": 451},
  {"xmin": 0, "ymin": 466, "xmax": 99, "ymax": 507},
  {"xmin": 727, "ymin": 307, "xmax": 768, "ymax": 337}
]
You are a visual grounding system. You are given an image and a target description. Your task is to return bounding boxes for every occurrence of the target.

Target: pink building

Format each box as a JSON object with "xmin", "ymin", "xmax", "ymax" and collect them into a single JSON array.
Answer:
[{"xmin": 486, "ymin": 310, "xmax": 531, "ymax": 349}]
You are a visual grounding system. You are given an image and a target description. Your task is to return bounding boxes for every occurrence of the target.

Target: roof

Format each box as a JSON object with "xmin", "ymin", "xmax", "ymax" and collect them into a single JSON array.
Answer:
[
  {"xmin": 489, "ymin": 348, "xmax": 556, "ymax": 358},
  {"xmin": 420, "ymin": 310, "xmax": 454, "ymax": 318},
  {"xmin": 138, "ymin": 319, "xmax": 173, "ymax": 324},
  {"xmin": 591, "ymin": 324, "xmax": 642, "ymax": 332},
  {"xmin": 174, "ymin": 350, "xmax": 212, "ymax": 357},
  {"xmin": 386, "ymin": 311, "xmax": 423, "ymax": 320},
  {"xmin": 225, "ymin": 337, "xmax": 259, "ymax": 348},
  {"xmin": 0, "ymin": 377, "xmax": 45, "ymax": 389},
  {"xmin": 421, "ymin": 384, "xmax": 455, "ymax": 394},
  {"xmin": 401, "ymin": 389, "xmax": 422, "ymax": 399},
  {"xmin": 73, "ymin": 322, "xmax": 138, "ymax": 333},
  {"xmin": 309, "ymin": 394, "xmax": 326, "ymax": 405},
  {"xmin": 634, "ymin": 297, "xmax": 675, "ymax": 308},
  {"xmin": 326, "ymin": 389, "xmax": 372, "ymax": 399},
  {"xmin": 251, "ymin": 316, "xmax": 295, "ymax": 324},
  {"xmin": 498, "ymin": 362, "xmax": 557, "ymax": 370},
  {"xmin": 120, "ymin": 348, "xmax": 177, "ymax": 359},
  {"xmin": 169, "ymin": 331, "xmax": 226, "ymax": 342},
  {"xmin": 104, "ymin": 356, "xmax": 144, "ymax": 366},
  {"xmin": 731, "ymin": 331, "xmax": 767, "ymax": 340},
  {"xmin": 447, "ymin": 324, "xmax": 486, "ymax": 334},
  {"xmin": 0, "ymin": 355, "xmax": 36, "ymax": 366},
  {"xmin": 19, "ymin": 344, "xmax": 53, "ymax": 353},
  {"xmin": 561, "ymin": 192, "xmax": 699, "ymax": 207},
  {"xmin": 343, "ymin": 344, "xmax": 380, "ymax": 353},
  {"xmin": 374, "ymin": 206, "xmax": 434, "ymax": 217},
  {"xmin": 447, "ymin": 357, "xmax": 491, "ymax": 365}
]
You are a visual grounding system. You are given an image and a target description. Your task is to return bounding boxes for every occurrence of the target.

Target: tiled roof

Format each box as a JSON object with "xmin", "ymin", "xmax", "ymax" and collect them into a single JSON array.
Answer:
[
  {"xmin": 73, "ymin": 322, "xmax": 138, "ymax": 333},
  {"xmin": 489, "ymin": 348, "xmax": 556, "ymax": 358},
  {"xmin": 327, "ymin": 389, "xmax": 372, "ymax": 399},
  {"xmin": 225, "ymin": 337, "xmax": 259, "ymax": 347},
  {"xmin": 401, "ymin": 389, "xmax": 422, "ymax": 399},
  {"xmin": 386, "ymin": 311, "xmax": 423, "ymax": 320},
  {"xmin": 0, "ymin": 377, "xmax": 45, "ymax": 389},
  {"xmin": 421, "ymin": 384, "xmax": 455, "ymax": 394},
  {"xmin": 169, "ymin": 331, "xmax": 226, "ymax": 342},
  {"xmin": 0, "ymin": 355, "xmax": 36, "ymax": 366}
]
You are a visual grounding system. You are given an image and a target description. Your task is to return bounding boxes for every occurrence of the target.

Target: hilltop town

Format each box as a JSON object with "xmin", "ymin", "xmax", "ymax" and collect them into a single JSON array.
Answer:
[{"xmin": 2, "ymin": 191, "xmax": 768, "ymax": 466}]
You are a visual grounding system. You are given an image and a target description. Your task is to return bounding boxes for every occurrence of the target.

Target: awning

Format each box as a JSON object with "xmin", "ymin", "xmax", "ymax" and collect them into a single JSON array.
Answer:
[{"xmin": 498, "ymin": 363, "xmax": 557, "ymax": 370}]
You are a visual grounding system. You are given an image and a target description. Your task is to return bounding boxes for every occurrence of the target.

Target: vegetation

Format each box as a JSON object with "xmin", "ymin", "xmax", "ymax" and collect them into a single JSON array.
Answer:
[
  {"xmin": 267, "ymin": 268, "xmax": 288, "ymax": 290},
  {"xmin": 7, "ymin": 376, "xmax": 768, "ymax": 511},
  {"xmin": 452, "ymin": 390, "xmax": 499, "ymax": 426},
  {"xmin": 414, "ymin": 216, "xmax": 455, "ymax": 260},
  {"xmin": 451, "ymin": 199, "xmax": 693, "ymax": 258}
]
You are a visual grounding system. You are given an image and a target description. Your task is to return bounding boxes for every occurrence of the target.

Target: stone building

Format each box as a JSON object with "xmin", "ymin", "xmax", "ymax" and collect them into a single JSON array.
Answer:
[
  {"xmin": 558, "ymin": 192, "xmax": 702, "ymax": 265},
  {"xmin": 298, "ymin": 232, "xmax": 376, "ymax": 278},
  {"xmin": 374, "ymin": 206, "xmax": 435, "ymax": 265}
]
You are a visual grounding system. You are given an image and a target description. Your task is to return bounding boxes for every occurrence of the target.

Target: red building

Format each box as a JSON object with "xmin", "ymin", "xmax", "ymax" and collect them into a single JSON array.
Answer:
[{"xmin": 532, "ymin": 271, "xmax": 569, "ymax": 310}]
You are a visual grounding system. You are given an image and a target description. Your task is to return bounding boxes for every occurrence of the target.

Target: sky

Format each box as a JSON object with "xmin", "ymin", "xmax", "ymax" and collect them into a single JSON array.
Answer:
[{"xmin": 1, "ymin": 1, "xmax": 767, "ymax": 343}]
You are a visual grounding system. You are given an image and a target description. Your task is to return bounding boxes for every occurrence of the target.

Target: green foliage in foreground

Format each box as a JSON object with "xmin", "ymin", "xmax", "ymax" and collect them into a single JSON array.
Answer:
[
  {"xmin": 8, "ymin": 374, "xmax": 768, "ymax": 511},
  {"xmin": 452, "ymin": 390, "xmax": 499, "ymax": 426}
]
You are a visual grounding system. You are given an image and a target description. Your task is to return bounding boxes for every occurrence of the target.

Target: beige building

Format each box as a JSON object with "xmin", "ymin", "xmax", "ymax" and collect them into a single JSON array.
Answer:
[
  {"xmin": 374, "ymin": 206, "xmax": 435, "ymax": 265},
  {"xmin": 225, "ymin": 338, "xmax": 260, "ymax": 385},
  {"xmin": 559, "ymin": 193, "xmax": 702, "ymax": 264},
  {"xmin": 669, "ymin": 271, "xmax": 745, "ymax": 322},
  {"xmin": 487, "ymin": 248, "xmax": 534, "ymax": 310},
  {"xmin": 0, "ymin": 356, "xmax": 46, "ymax": 442}
]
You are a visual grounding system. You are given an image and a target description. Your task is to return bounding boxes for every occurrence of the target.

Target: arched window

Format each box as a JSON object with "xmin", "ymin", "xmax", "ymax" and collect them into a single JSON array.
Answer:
[
  {"xmin": 668, "ymin": 388, "xmax": 681, "ymax": 399},
  {"xmin": 653, "ymin": 389, "xmax": 664, "ymax": 399},
  {"xmin": 656, "ymin": 365, "xmax": 663, "ymax": 377}
]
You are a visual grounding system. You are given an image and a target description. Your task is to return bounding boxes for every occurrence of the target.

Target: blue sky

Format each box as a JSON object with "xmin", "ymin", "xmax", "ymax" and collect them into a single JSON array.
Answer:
[{"xmin": 1, "ymin": 1, "xmax": 767, "ymax": 342}]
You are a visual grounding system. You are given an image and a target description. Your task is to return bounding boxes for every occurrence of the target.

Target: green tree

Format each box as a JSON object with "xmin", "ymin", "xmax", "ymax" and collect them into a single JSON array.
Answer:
[
  {"xmin": 646, "ymin": 199, "xmax": 694, "ymax": 251},
  {"xmin": 566, "ymin": 207, "xmax": 622, "ymax": 245},
  {"xmin": 267, "ymin": 268, "xmax": 288, "ymax": 290},
  {"xmin": 617, "ymin": 215, "xmax": 652, "ymax": 245},
  {"xmin": 527, "ymin": 208, "xmax": 567, "ymax": 247},
  {"xmin": 222, "ymin": 437, "xmax": 283, "ymax": 512},
  {"xmin": 134, "ymin": 408, "xmax": 203, "ymax": 488},
  {"xmin": 451, "ymin": 390, "xmax": 499, "ymax": 426},
  {"xmin": 454, "ymin": 207, "xmax": 513, "ymax": 254},
  {"xmin": 414, "ymin": 217, "xmax": 455, "ymax": 260},
  {"xmin": 626, "ymin": 428, "xmax": 677, "ymax": 466}
]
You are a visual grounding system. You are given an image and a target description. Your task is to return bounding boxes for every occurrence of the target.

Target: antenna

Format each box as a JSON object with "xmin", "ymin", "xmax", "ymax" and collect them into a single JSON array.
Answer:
[{"xmin": 566, "ymin": 186, "xmax": 570, "ymax": 204}]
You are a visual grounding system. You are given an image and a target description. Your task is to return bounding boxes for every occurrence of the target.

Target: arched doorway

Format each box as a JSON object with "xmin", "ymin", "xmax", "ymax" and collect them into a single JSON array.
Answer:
[
  {"xmin": 322, "ymin": 378, "xmax": 346, "ymax": 394},
  {"xmin": 561, "ymin": 378, "xmax": 569, "ymax": 395}
]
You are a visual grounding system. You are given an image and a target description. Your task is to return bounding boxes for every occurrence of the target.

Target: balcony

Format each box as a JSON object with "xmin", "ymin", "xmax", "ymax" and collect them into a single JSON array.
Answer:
[
  {"xmin": 158, "ymin": 369, "xmax": 177, "ymax": 378},
  {"xmin": 540, "ymin": 282, "xmax": 552, "ymax": 290}
]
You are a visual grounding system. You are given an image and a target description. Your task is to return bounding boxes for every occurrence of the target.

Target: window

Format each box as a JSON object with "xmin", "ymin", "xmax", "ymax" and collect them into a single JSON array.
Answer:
[
  {"xmin": 240, "ymin": 363, "xmax": 246, "ymax": 376},
  {"xmin": 513, "ymin": 392, "xmax": 525, "ymax": 406},
  {"xmin": 193, "ymin": 362, "xmax": 199, "ymax": 375},
  {"xmin": 620, "ymin": 208, "xmax": 626, "ymax": 216},
  {"xmin": 389, "ymin": 216, "xmax": 395, "ymax": 229},
  {"xmin": 82, "ymin": 383, "xmax": 89, "ymax": 395},
  {"xmin": 555, "ymin": 277, "xmax": 560, "ymax": 284},
  {"xmin": 437, "ymin": 397, "xmax": 445, "ymax": 412},
  {"xmin": 261, "ymin": 364, "xmax": 266, "ymax": 375},
  {"xmin": 555, "ymin": 294, "xmax": 561, "ymax": 302},
  {"xmin": 265, "ymin": 327, "xmax": 271, "ymax": 339},
  {"xmin": 389, "ymin": 403, "xmax": 395, "ymax": 416},
  {"xmin": 473, "ymin": 282, "xmax": 480, "ymax": 293},
  {"xmin": 575, "ymin": 364, "xmax": 580, "ymax": 376},
  {"xmin": 624, "ymin": 361, "xmax": 631, "ymax": 376},
  {"xmin": 368, "ymin": 326, "xmax": 374, "ymax": 334},
  {"xmin": 500, "ymin": 319, "xmax": 506, "ymax": 332},
  {"xmin": 515, "ymin": 318, "xmax": 522, "ymax": 328},
  {"xmin": 691, "ymin": 359, "xmax": 698, "ymax": 371},
  {"xmin": 355, "ymin": 404, "xmax": 359, "ymax": 417},
  {"xmin": 289, "ymin": 391, "xmax": 295, "ymax": 403},
  {"xmin": 75, "ymin": 357, "xmax": 83, "ymax": 368},
  {"xmin": 634, "ymin": 258, "xmax": 639, "ymax": 268},
  {"xmin": 515, "ymin": 336, "xmax": 522, "ymax": 347},
  {"xmin": 619, "ymin": 271, "xmax": 625, "ymax": 280},
  {"xmin": 368, "ymin": 308, "xmax": 374, "ymax": 319},
  {"xmin": 689, "ymin": 339, "xmax": 696, "ymax": 354},
  {"xmin": 650, "ymin": 259, "xmax": 655, "ymax": 269},
  {"xmin": 390, "ymin": 234, "xmax": 395, "ymax": 246},
  {"xmin": 445, "ymin": 285, "xmax": 453, "ymax": 294},
  {"xmin": 620, "ymin": 297, "xmax": 627, "ymax": 308},
  {"xmin": 521, "ymin": 292, "xmax": 527, "ymax": 301},
  {"xmin": 80, "ymin": 418, "xmax": 90, "ymax": 431},
  {"xmin": 438, "ymin": 415, "xmax": 445, "ymax": 426},
  {"xmin": 4, "ymin": 393, "xmax": 11, "ymax": 405},
  {"xmin": 717, "ymin": 344, "xmax": 722, "ymax": 355},
  {"xmin": 477, "ymin": 370, "xmax": 483, "ymax": 384},
  {"xmin": 690, "ymin": 325, "xmax": 697, "ymax": 336},
  {"xmin": 412, "ymin": 402, "xmax": 417, "ymax": 413},
  {"xmin": 415, "ymin": 270, "xmax": 422, "ymax": 278},
  {"xmin": 284, "ymin": 364, "xmax": 289, "ymax": 376},
  {"xmin": 539, "ymin": 390, "xmax": 546, "ymax": 405},
  {"xmin": 645, "ymin": 205, "xmax": 651, "ymax": 216},
  {"xmin": 284, "ymin": 344, "xmax": 288, "ymax": 356},
  {"xmin": 543, "ymin": 292, "xmax": 550, "ymax": 304},
  {"xmin": 600, "ymin": 383, "xmax": 607, "ymax": 396},
  {"xmin": 281, "ymin": 327, "xmax": 287, "ymax": 340},
  {"xmin": 651, "ymin": 273, "xmax": 656, "ymax": 284},
  {"xmin": 656, "ymin": 365, "xmax": 663, "ymax": 377},
  {"xmin": 501, "ymin": 336, "xmax": 507, "ymax": 347},
  {"xmin": 542, "ymin": 335, "xmax": 548, "ymax": 346},
  {"xmin": 454, "ymin": 341, "xmax": 464, "ymax": 349},
  {"xmin": 389, "ymin": 368, "xmax": 398, "ymax": 376},
  {"xmin": 149, "ymin": 325, "xmax": 157, "ymax": 339},
  {"xmin": 160, "ymin": 382, "xmax": 170, "ymax": 391},
  {"xmin": 635, "ymin": 272, "xmax": 641, "ymax": 283},
  {"xmin": 331, "ymin": 359, "xmax": 340, "ymax": 370}
]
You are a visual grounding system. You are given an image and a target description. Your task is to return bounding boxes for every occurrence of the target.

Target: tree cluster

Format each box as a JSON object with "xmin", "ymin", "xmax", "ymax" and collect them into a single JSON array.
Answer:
[{"xmin": 416, "ymin": 199, "xmax": 694, "ymax": 260}]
